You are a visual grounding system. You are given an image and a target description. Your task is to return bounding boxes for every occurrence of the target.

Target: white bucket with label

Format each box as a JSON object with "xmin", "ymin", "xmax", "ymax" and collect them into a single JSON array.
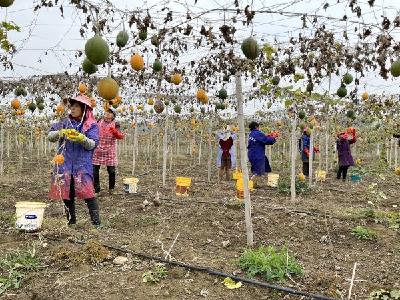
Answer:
[
  {"xmin": 123, "ymin": 177, "xmax": 139, "ymax": 194},
  {"xmin": 15, "ymin": 202, "xmax": 47, "ymax": 232}
]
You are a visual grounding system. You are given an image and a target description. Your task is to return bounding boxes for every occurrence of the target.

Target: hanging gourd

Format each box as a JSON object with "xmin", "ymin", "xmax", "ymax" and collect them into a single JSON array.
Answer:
[
  {"xmin": 53, "ymin": 154, "xmax": 65, "ymax": 165},
  {"xmin": 116, "ymin": 30, "xmax": 129, "ymax": 48},
  {"xmin": 171, "ymin": 73, "xmax": 182, "ymax": 85},
  {"xmin": 11, "ymin": 98, "xmax": 20, "ymax": 110},
  {"xmin": 78, "ymin": 83, "xmax": 87, "ymax": 94},
  {"xmin": 241, "ymin": 37, "xmax": 259, "ymax": 60},
  {"xmin": 14, "ymin": 86, "xmax": 27, "ymax": 97},
  {"xmin": 153, "ymin": 59, "xmax": 162, "ymax": 72},
  {"xmin": 342, "ymin": 73, "xmax": 353, "ymax": 85},
  {"xmin": 154, "ymin": 99, "xmax": 165, "ymax": 114},
  {"xmin": 218, "ymin": 88, "xmax": 227, "ymax": 100},
  {"xmin": 130, "ymin": 54, "xmax": 144, "ymax": 71},
  {"xmin": 84, "ymin": 35, "xmax": 110, "ymax": 65},
  {"xmin": 82, "ymin": 58, "xmax": 98, "ymax": 74},
  {"xmin": 28, "ymin": 102, "xmax": 36, "ymax": 112},
  {"xmin": 390, "ymin": 60, "xmax": 400, "ymax": 77},
  {"xmin": 0, "ymin": 0, "xmax": 14, "ymax": 7},
  {"xmin": 139, "ymin": 29, "xmax": 147, "ymax": 41},
  {"xmin": 361, "ymin": 92, "xmax": 369, "ymax": 101},
  {"xmin": 97, "ymin": 78, "xmax": 119, "ymax": 101}
]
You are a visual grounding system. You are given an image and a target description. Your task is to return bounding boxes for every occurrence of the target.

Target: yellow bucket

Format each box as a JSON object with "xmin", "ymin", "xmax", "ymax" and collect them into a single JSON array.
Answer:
[
  {"xmin": 15, "ymin": 202, "xmax": 47, "ymax": 232},
  {"xmin": 123, "ymin": 177, "xmax": 139, "ymax": 194},
  {"xmin": 176, "ymin": 177, "xmax": 192, "ymax": 196},
  {"xmin": 236, "ymin": 177, "xmax": 254, "ymax": 199},
  {"xmin": 232, "ymin": 169, "xmax": 242, "ymax": 180},
  {"xmin": 315, "ymin": 170, "xmax": 327, "ymax": 182},
  {"xmin": 267, "ymin": 173, "xmax": 280, "ymax": 187}
]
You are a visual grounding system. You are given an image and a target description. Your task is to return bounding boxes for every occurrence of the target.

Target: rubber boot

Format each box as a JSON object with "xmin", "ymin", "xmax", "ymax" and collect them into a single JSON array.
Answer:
[
  {"xmin": 63, "ymin": 200, "xmax": 76, "ymax": 226},
  {"xmin": 85, "ymin": 199, "xmax": 101, "ymax": 227}
]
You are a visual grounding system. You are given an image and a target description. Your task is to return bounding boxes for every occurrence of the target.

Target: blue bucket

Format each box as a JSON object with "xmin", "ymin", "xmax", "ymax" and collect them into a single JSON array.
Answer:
[{"xmin": 350, "ymin": 174, "xmax": 361, "ymax": 182}]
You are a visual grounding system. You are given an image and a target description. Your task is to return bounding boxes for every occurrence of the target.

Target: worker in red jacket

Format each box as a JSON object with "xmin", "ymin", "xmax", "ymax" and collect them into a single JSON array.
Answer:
[{"xmin": 92, "ymin": 108, "xmax": 124, "ymax": 196}]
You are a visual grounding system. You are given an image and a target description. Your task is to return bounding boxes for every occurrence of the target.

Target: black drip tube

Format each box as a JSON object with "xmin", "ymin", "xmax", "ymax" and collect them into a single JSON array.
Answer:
[{"xmin": 69, "ymin": 239, "xmax": 338, "ymax": 300}]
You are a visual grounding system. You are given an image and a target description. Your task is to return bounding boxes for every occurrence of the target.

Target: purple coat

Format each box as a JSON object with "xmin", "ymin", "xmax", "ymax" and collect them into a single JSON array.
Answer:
[
  {"xmin": 336, "ymin": 137, "xmax": 356, "ymax": 167},
  {"xmin": 247, "ymin": 129, "xmax": 276, "ymax": 175},
  {"xmin": 48, "ymin": 118, "xmax": 99, "ymax": 200}
]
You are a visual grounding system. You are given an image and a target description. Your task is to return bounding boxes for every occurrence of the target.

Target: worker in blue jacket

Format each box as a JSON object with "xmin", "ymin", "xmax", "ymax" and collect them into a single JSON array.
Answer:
[{"xmin": 247, "ymin": 121, "xmax": 278, "ymax": 187}]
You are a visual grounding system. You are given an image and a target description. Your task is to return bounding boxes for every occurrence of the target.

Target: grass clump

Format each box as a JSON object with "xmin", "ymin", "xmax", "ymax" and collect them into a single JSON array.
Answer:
[
  {"xmin": 368, "ymin": 289, "xmax": 400, "ymax": 299},
  {"xmin": 238, "ymin": 245, "xmax": 303, "ymax": 282},
  {"xmin": 351, "ymin": 225, "xmax": 377, "ymax": 240},
  {"xmin": 277, "ymin": 179, "xmax": 310, "ymax": 195},
  {"xmin": 52, "ymin": 240, "xmax": 111, "ymax": 267},
  {"xmin": 142, "ymin": 263, "xmax": 168, "ymax": 283},
  {"xmin": 0, "ymin": 247, "xmax": 41, "ymax": 295},
  {"xmin": 134, "ymin": 215, "xmax": 160, "ymax": 227}
]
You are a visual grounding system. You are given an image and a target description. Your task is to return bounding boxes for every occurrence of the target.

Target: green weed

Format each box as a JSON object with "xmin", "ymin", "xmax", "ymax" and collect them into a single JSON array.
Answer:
[
  {"xmin": 134, "ymin": 215, "xmax": 160, "ymax": 227},
  {"xmin": 277, "ymin": 179, "xmax": 310, "ymax": 195},
  {"xmin": 238, "ymin": 245, "xmax": 303, "ymax": 282},
  {"xmin": 0, "ymin": 247, "xmax": 41, "ymax": 295},
  {"xmin": 368, "ymin": 289, "xmax": 400, "ymax": 299},
  {"xmin": 351, "ymin": 226, "xmax": 377, "ymax": 240},
  {"xmin": 142, "ymin": 263, "xmax": 168, "ymax": 283},
  {"xmin": 0, "ymin": 211, "xmax": 16, "ymax": 227}
]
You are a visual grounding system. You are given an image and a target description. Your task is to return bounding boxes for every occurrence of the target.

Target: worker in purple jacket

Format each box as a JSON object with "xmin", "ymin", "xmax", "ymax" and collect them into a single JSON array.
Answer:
[
  {"xmin": 336, "ymin": 127, "xmax": 357, "ymax": 181},
  {"xmin": 48, "ymin": 94, "xmax": 101, "ymax": 227},
  {"xmin": 247, "ymin": 121, "xmax": 278, "ymax": 187}
]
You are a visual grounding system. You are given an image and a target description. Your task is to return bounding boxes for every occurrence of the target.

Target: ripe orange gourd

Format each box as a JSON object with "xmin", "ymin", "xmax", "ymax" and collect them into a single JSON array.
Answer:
[
  {"xmin": 11, "ymin": 98, "xmax": 21, "ymax": 110},
  {"xmin": 54, "ymin": 154, "xmax": 65, "ymax": 165},
  {"xmin": 196, "ymin": 89, "xmax": 208, "ymax": 104},
  {"xmin": 196, "ymin": 89, "xmax": 206, "ymax": 100},
  {"xmin": 130, "ymin": 54, "xmax": 144, "ymax": 71},
  {"xmin": 79, "ymin": 83, "xmax": 87, "ymax": 94},
  {"xmin": 171, "ymin": 73, "xmax": 182, "ymax": 85},
  {"xmin": 56, "ymin": 104, "xmax": 65, "ymax": 114}
]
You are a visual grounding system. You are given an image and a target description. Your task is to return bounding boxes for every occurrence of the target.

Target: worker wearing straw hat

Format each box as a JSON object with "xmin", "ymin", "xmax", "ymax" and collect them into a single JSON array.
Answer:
[
  {"xmin": 216, "ymin": 125, "xmax": 237, "ymax": 181},
  {"xmin": 48, "ymin": 94, "xmax": 101, "ymax": 228}
]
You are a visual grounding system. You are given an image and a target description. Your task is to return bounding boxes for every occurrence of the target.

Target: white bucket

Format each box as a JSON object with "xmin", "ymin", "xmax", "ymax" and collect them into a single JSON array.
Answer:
[
  {"xmin": 15, "ymin": 202, "xmax": 47, "ymax": 232},
  {"xmin": 123, "ymin": 177, "xmax": 139, "ymax": 194}
]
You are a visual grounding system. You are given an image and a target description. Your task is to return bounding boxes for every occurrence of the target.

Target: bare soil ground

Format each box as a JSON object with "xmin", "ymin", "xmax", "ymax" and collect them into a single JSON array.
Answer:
[{"xmin": 0, "ymin": 153, "xmax": 399, "ymax": 300}]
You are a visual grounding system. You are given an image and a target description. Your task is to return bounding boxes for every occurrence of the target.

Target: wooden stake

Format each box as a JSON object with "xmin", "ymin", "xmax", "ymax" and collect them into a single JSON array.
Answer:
[
  {"xmin": 235, "ymin": 71, "xmax": 253, "ymax": 247},
  {"xmin": 325, "ymin": 123, "xmax": 329, "ymax": 172},
  {"xmin": 131, "ymin": 113, "xmax": 138, "ymax": 175},
  {"xmin": 207, "ymin": 117, "xmax": 213, "ymax": 183},
  {"xmin": 0, "ymin": 124, "xmax": 4, "ymax": 175},
  {"xmin": 290, "ymin": 116, "xmax": 297, "ymax": 202},
  {"xmin": 308, "ymin": 130, "xmax": 314, "ymax": 186},
  {"xmin": 347, "ymin": 262, "xmax": 357, "ymax": 300},
  {"xmin": 162, "ymin": 108, "xmax": 169, "ymax": 187}
]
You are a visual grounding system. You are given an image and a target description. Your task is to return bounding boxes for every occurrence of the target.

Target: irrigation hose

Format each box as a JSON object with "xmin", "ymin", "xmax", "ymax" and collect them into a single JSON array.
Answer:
[{"xmin": 67, "ymin": 238, "xmax": 338, "ymax": 300}]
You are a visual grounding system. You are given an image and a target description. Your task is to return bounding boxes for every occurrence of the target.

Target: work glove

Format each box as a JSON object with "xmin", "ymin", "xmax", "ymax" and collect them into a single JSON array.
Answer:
[
  {"xmin": 66, "ymin": 131, "xmax": 85, "ymax": 143},
  {"xmin": 304, "ymin": 148, "xmax": 310, "ymax": 158},
  {"xmin": 59, "ymin": 129, "xmax": 69, "ymax": 138},
  {"xmin": 268, "ymin": 131, "xmax": 279, "ymax": 139}
]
